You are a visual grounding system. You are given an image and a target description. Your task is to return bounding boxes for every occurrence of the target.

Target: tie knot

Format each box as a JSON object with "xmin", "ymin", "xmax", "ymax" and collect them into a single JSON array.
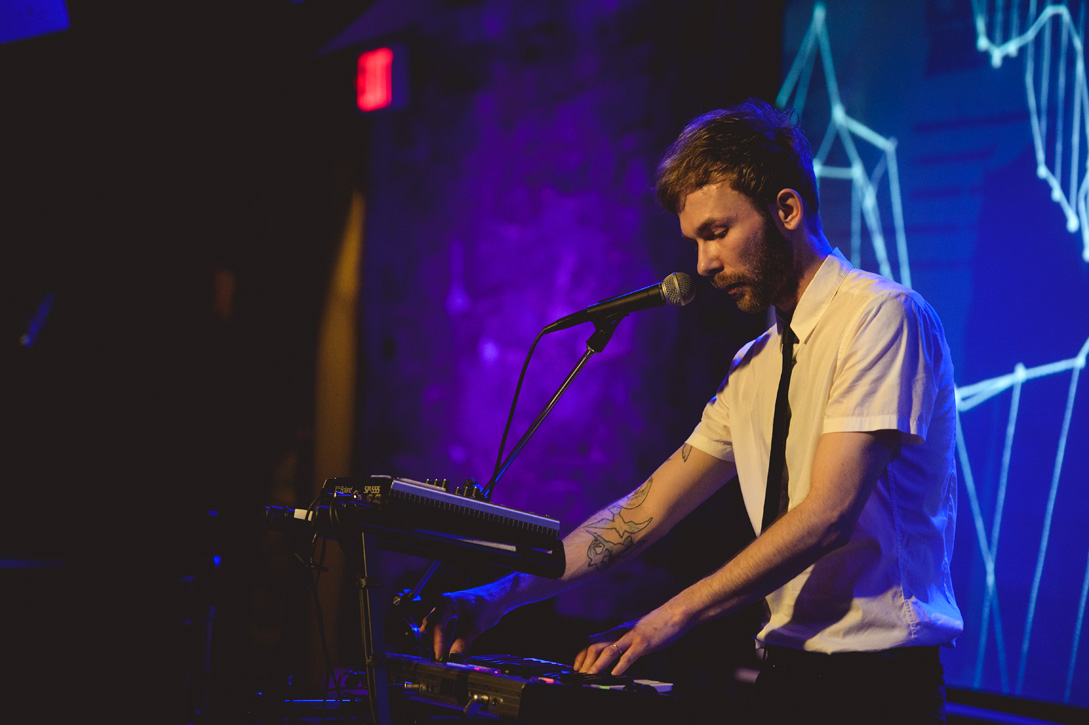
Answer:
[{"xmin": 782, "ymin": 325, "xmax": 796, "ymax": 351}]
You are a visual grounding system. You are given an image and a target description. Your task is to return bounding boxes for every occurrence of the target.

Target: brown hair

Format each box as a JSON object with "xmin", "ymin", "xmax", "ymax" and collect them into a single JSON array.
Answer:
[{"xmin": 655, "ymin": 99, "xmax": 820, "ymax": 226}]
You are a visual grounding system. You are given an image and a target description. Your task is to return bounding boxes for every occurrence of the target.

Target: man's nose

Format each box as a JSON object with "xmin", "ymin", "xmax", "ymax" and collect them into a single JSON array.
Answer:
[{"xmin": 696, "ymin": 242, "xmax": 722, "ymax": 277}]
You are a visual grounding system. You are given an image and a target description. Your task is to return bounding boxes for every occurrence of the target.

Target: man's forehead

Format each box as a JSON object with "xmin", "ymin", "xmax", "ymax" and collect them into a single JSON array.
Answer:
[
  {"xmin": 677, "ymin": 182, "xmax": 714, "ymax": 216},
  {"xmin": 678, "ymin": 182, "xmax": 751, "ymax": 233}
]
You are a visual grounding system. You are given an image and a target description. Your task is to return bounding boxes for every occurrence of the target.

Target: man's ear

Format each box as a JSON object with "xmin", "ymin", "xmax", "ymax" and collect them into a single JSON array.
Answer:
[{"xmin": 773, "ymin": 188, "xmax": 805, "ymax": 231}]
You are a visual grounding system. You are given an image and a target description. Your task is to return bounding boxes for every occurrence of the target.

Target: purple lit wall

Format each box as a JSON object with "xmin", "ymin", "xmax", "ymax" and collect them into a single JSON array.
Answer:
[{"xmin": 353, "ymin": 0, "xmax": 780, "ymax": 670}]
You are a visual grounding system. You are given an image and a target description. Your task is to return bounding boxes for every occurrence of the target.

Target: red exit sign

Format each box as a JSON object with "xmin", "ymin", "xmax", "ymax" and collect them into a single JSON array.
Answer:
[{"xmin": 356, "ymin": 46, "xmax": 405, "ymax": 112}]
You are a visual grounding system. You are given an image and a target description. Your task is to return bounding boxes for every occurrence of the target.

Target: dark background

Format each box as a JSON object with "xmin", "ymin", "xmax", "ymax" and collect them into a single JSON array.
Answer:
[
  {"xmin": 4, "ymin": 1, "xmax": 1087, "ymax": 722},
  {"xmin": 1, "ymin": 1, "xmax": 778, "ymax": 721}
]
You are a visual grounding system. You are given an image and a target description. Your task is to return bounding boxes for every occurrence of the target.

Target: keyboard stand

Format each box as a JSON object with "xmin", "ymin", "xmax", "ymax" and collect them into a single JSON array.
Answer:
[{"xmin": 358, "ymin": 530, "xmax": 392, "ymax": 725}]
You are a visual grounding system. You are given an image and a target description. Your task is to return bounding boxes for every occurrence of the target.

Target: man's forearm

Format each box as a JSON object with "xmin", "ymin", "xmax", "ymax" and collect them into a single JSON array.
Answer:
[
  {"xmin": 423, "ymin": 446, "xmax": 734, "ymax": 659},
  {"xmin": 662, "ymin": 494, "xmax": 839, "ymax": 629},
  {"xmin": 488, "ymin": 476, "xmax": 664, "ymax": 612},
  {"xmin": 648, "ymin": 431, "xmax": 900, "ymax": 634},
  {"xmin": 487, "ymin": 445, "xmax": 734, "ymax": 615}
]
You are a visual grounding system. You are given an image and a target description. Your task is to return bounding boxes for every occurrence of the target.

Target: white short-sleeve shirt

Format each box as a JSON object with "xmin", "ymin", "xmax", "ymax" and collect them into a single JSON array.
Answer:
[{"xmin": 687, "ymin": 249, "xmax": 963, "ymax": 652}]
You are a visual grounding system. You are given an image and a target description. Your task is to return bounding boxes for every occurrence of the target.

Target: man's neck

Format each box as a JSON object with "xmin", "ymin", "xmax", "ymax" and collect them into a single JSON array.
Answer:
[{"xmin": 776, "ymin": 231, "xmax": 832, "ymax": 313}]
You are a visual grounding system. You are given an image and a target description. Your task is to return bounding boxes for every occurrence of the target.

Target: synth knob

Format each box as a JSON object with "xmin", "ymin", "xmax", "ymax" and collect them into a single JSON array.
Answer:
[{"xmin": 464, "ymin": 477, "xmax": 484, "ymax": 499}]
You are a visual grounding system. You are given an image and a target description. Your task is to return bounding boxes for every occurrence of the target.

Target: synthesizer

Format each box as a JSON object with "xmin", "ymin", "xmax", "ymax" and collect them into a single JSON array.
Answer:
[
  {"xmin": 265, "ymin": 475, "xmax": 565, "ymax": 577},
  {"xmin": 388, "ymin": 653, "xmax": 679, "ymax": 723},
  {"xmin": 323, "ymin": 475, "xmax": 559, "ymax": 548}
]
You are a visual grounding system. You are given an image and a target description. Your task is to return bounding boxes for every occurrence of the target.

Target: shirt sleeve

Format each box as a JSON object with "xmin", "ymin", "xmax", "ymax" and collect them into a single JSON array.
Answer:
[
  {"xmin": 686, "ymin": 384, "xmax": 736, "ymax": 461},
  {"xmin": 823, "ymin": 292, "xmax": 942, "ymax": 444},
  {"xmin": 685, "ymin": 339, "xmax": 761, "ymax": 462}
]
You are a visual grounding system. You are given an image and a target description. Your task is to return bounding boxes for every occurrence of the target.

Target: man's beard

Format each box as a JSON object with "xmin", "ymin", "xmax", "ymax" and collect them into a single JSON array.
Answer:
[{"xmin": 713, "ymin": 217, "xmax": 797, "ymax": 314}]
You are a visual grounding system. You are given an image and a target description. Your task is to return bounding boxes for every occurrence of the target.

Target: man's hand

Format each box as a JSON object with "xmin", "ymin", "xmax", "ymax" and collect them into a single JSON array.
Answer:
[
  {"xmin": 572, "ymin": 603, "xmax": 693, "ymax": 676},
  {"xmin": 419, "ymin": 585, "xmax": 508, "ymax": 661}
]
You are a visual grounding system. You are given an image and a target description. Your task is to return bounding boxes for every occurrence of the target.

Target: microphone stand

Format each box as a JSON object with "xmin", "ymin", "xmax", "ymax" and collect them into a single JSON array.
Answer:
[
  {"xmin": 395, "ymin": 313, "xmax": 626, "ymax": 642},
  {"xmin": 487, "ymin": 313, "xmax": 623, "ymax": 493}
]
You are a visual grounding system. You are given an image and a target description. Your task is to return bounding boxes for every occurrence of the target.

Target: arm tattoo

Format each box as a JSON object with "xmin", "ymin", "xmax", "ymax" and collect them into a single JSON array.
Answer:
[
  {"xmin": 626, "ymin": 478, "xmax": 652, "ymax": 508},
  {"xmin": 584, "ymin": 477, "xmax": 654, "ymax": 570},
  {"xmin": 668, "ymin": 443, "xmax": 693, "ymax": 463}
]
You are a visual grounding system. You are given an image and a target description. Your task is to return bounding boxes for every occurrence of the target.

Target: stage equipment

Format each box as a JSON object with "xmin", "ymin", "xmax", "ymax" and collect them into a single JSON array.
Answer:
[
  {"xmin": 265, "ymin": 474, "xmax": 566, "ymax": 725},
  {"xmin": 267, "ymin": 273, "xmax": 695, "ymax": 722},
  {"xmin": 387, "ymin": 652, "xmax": 677, "ymax": 722}
]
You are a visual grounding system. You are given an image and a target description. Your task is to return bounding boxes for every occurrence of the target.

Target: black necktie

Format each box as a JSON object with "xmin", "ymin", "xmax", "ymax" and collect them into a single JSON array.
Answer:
[{"xmin": 762, "ymin": 324, "xmax": 796, "ymax": 533}]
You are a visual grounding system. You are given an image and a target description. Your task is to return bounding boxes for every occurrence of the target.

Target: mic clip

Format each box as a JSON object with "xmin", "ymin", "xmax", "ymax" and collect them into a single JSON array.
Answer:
[{"xmin": 586, "ymin": 314, "xmax": 624, "ymax": 353}]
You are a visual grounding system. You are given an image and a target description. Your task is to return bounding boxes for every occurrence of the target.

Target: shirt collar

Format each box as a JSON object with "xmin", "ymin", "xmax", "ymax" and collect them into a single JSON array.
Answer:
[{"xmin": 775, "ymin": 248, "xmax": 852, "ymax": 344}]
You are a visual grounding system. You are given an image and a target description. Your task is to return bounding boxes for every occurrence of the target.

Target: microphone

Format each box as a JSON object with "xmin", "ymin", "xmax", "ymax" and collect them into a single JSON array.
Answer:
[{"xmin": 543, "ymin": 272, "xmax": 695, "ymax": 333}]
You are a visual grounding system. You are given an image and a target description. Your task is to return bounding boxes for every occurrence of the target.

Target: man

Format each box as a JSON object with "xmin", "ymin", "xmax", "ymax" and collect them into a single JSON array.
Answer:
[{"xmin": 422, "ymin": 99, "xmax": 962, "ymax": 721}]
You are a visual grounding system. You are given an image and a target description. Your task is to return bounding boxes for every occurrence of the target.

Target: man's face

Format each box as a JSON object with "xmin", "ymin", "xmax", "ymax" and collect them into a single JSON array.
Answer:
[{"xmin": 677, "ymin": 181, "xmax": 797, "ymax": 314}]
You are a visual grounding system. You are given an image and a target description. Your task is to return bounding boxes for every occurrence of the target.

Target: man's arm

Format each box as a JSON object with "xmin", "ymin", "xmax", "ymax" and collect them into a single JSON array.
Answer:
[
  {"xmin": 576, "ymin": 429, "xmax": 901, "ymax": 675},
  {"xmin": 420, "ymin": 444, "xmax": 736, "ymax": 660}
]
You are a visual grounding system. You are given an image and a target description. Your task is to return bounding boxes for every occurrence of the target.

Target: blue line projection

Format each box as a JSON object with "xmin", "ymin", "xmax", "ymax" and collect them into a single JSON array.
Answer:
[
  {"xmin": 779, "ymin": 1, "xmax": 1089, "ymax": 704},
  {"xmin": 777, "ymin": 2, "xmax": 912, "ymax": 287},
  {"xmin": 956, "ymin": 337, "xmax": 1088, "ymax": 697},
  {"xmin": 972, "ymin": 0, "xmax": 1089, "ymax": 262}
]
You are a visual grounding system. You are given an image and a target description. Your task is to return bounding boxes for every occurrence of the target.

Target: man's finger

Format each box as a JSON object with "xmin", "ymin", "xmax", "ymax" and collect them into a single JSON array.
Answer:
[
  {"xmin": 609, "ymin": 641, "xmax": 633, "ymax": 676},
  {"xmin": 587, "ymin": 640, "xmax": 631, "ymax": 675},
  {"xmin": 449, "ymin": 636, "xmax": 470, "ymax": 656},
  {"xmin": 422, "ymin": 601, "xmax": 457, "ymax": 660},
  {"xmin": 593, "ymin": 642, "xmax": 620, "ymax": 674},
  {"xmin": 432, "ymin": 615, "xmax": 457, "ymax": 660},
  {"xmin": 575, "ymin": 642, "xmax": 607, "ymax": 673},
  {"xmin": 573, "ymin": 647, "xmax": 588, "ymax": 670}
]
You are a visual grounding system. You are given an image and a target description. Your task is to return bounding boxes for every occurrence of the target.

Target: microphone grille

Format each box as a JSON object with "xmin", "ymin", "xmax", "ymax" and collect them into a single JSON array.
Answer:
[{"xmin": 661, "ymin": 272, "xmax": 695, "ymax": 308}]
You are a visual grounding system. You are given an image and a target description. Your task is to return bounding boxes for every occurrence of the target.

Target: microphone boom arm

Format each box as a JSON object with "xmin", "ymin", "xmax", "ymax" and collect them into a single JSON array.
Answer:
[{"xmin": 485, "ymin": 314, "xmax": 623, "ymax": 495}]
